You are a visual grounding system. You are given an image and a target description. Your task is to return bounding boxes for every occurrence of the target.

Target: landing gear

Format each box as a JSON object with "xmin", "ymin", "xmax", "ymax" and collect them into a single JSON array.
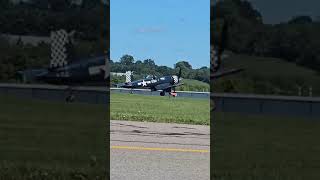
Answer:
[
  {"xmin": 169, "ymin": 87, "xmax": 177, "ymax": 98},
  {"xmin": 160, "ymin": 91, "xmax": 165, "ymax": 96},
  {"xmin": 65, "ymin": 88, "xmax": 75, "ymax": 103},
  {"xmin": 169, "ymin": 91, "xmax": 177, "ymax": 97}
]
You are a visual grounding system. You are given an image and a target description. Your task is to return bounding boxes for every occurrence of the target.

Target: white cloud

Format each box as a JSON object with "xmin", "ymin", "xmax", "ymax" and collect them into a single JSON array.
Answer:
[{"xmin": 135, "ymin": 27, "xmax": 165, "ymax": 33}]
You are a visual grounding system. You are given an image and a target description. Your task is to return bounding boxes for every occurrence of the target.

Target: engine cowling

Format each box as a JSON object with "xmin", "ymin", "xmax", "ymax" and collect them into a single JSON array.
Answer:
[{"xmin": 172, "ymin": 75, "xmax": 179, "ymax": 84}]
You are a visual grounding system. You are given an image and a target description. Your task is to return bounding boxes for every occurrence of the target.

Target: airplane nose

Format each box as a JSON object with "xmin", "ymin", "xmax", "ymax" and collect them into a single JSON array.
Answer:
[{"xmin": 172, "ymin": 75, "xmax": 179, "ymax": 84}]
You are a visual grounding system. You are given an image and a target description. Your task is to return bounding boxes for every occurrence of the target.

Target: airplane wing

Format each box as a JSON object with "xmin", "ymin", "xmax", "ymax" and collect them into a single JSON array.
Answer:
[
  {"xmin": 114, "ymin": 82, "xmax": 132, "ymax": 88},
  {"xmin": 154, "ymin": 82, "xmax": 184, "ymax": 91},
  {"xmin": 211, "ymin": 68, "xmax": 244, "ymax": 79},
  {"xmin": 172, "ymin": 83, "xmax": 184, "ymax": 87}
]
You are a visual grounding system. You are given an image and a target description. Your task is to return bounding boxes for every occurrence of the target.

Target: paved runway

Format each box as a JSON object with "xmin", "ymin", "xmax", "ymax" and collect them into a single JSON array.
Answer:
[{"xmin": 110, "ymin": 120, "xmax": 210, "ymax": 180}]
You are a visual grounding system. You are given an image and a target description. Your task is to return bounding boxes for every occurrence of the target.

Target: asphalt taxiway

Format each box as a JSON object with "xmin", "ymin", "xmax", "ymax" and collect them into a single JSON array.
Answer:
[{"xmin": 110, "ymin": 120, "xmax": 210, "ymax": 180}]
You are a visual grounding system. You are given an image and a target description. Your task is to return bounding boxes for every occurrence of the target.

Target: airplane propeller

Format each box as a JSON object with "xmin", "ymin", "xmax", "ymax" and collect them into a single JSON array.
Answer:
[
  {"xmin": 177, "ymin": 67, "xmax": 182, "ymax": 83},
  {"xmin": 211, "ymin": 19, "xmax": 245, "ymax": 80},
  {"xmin": 212, "ymin": 20, "xmax": 228, "ymax": 73}
]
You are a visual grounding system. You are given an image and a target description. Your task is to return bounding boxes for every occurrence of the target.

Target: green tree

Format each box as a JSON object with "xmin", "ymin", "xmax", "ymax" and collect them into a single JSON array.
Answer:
[{"xmin": 120, "ymin": 54, "xmax": 134, "ymax": 66}]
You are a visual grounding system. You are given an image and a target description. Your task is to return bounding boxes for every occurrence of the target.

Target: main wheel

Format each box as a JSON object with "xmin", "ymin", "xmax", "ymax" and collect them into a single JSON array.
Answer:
[
  {"xmin": 160, "ymin": 91, "xmax": 165, "ymax": 96},
  {"xmin": 66, "ymin": 94, "xmax": 75, "ymax": 102}
]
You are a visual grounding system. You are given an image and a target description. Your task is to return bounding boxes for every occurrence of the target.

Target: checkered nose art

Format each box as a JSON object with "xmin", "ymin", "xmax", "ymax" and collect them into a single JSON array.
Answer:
[{"xmin": 172, "ymin": 75, "xmax": 179, "ymax": 84}]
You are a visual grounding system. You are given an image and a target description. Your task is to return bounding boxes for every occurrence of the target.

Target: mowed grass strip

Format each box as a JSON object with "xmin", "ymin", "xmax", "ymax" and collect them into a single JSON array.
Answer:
[
  {"xmin": 111, "ymin": 93, "xmax": 210, "ymax": 125},
  {"xmin": 213, "ymin": 112, "xmax": 320, "ymax": 180},
  {"xmin": 0, "ymin": 95, "xmax": 108, "ymax": 179}
]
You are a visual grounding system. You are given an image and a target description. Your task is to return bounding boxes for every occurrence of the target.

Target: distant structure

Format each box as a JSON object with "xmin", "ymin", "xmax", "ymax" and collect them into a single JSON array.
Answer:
[
  {"xmin": 9, "ymin": 0, "xmax": 31, "ymax": 4},
  {"xmin": 110, "ymin": 71, "xmax": 133, "ymax": 83},
  {"xmin": 0, "ymin": 34, "xmax": 50, "ymax": 46},
  {"xmin": 111, "ymin": 72, "xmax": 126, "ymax": 76},
  {"xmin": 70, "ymin": 0, "xmax": 83, "ymax": 5}
]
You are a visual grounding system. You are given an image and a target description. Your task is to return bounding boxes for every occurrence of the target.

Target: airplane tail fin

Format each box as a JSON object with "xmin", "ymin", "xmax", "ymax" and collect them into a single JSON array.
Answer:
[{"xmin": 49, "ymin": 29, "xmax": 75, "ymax": 70}]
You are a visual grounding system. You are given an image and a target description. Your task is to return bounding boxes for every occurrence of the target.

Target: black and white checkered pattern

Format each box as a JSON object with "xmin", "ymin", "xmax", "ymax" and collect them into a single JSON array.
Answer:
[
  {"xmin": 125, "ymin": 71, "xmax": 132, "ymax": 82},
  {"xmin": 50, "ymin": 29, "xmax": 69, "ymax": 68},
  {"xmin": 172, "ymin": 75, "xmax": 179, "ymax": 84}
]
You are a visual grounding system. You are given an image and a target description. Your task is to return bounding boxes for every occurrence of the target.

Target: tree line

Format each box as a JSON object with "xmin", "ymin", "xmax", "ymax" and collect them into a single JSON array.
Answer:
[
  {"xmin": 110, "ymin": 54, "xmax": 210, "ymax": 83},
  {"xmin": 0, "ymin": 0, "xmax": 105, "ymax": 40},
  {"xmin": 212, "ymin": 0, "xmax": 320, "ymax": 73},
  {"xmin": 211, "ymin": 0, "xmax": 320, "ymax": 96}
]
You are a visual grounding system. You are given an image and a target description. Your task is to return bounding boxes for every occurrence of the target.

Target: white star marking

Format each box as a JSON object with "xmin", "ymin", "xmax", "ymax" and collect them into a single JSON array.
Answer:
[{"xmin": 141, "ymin": 80, "xmax": 147, "ymax": 86}]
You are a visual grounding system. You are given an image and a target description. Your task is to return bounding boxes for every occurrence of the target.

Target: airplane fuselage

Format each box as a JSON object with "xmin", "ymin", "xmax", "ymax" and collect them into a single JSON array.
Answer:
[
  {"xmin": 18, "ymin": 56, "xmax": 107, "ymax": 86},
  {"xmin": 119, "ymin": 75, "xmax": 179, "ymax": 92}
]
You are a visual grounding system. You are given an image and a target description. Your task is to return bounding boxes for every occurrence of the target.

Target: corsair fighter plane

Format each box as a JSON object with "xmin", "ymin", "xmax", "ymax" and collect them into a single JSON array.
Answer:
[
  {"xmin": 116, "ymin": 68, "xmax": 183, "ymax": 96},
  {"xmin": 17, "ymin": 29, "xmax": 108, "ymax": 86}
]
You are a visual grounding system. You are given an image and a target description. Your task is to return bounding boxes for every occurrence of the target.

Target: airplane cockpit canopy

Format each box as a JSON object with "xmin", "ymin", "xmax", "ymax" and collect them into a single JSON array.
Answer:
[{"xmin": 145, "ymin": 75, "xmax": 157, "ymax": 79}]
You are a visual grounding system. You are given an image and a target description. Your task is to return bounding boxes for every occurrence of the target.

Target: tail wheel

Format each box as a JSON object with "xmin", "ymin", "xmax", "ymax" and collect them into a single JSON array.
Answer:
[
  {"xmin": 66, "ymin": 92, "xmax": 75, "ymax": 102},
  {"xmin": 65, "ymin": 87, "xmax": 75, "ymax": 103},
  {"xmin": 160, "ymin": 91, "xmax": 165, "ymax": 96},
  {"xmin": 66, "ymin": 94, "xmax": 75, "ymax": 102}
]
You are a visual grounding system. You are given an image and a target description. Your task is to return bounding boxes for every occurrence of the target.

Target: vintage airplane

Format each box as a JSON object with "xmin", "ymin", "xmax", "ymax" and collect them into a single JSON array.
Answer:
[
  {"xmin": 115, "ymin": 68, "xmax": 183, "ymax": 96},
  {"xmin": 18, "ymin": 55, "xmax": 108, "ymax": 86},
  {"xmin": 17, "ymin": 29, "xmax": 108, "ymax": 86},
  {"xmin": 17, "ymin": 29, "xmax": 108, "ymax": 102},
  {"xmin": 115, "ymin": 21, "xmax": 242, "ymax": 97}
]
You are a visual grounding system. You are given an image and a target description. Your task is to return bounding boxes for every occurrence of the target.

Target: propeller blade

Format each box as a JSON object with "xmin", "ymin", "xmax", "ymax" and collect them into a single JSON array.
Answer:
[
  {"xmin": 218, "ymin": 20, "xmax": 228, "ymax": 56},
  {"xmin": 178, "ymin": 67, "xmax": 182, "ymax": 82},
  {"xmin": 212, "ymin": 20, "xmax": 228, "ymax": 73}
]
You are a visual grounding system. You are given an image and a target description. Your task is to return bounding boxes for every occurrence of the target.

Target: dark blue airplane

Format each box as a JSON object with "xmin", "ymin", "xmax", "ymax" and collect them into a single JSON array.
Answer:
[
  {"xmin": 17, "ymin": 29, "xmax": 108, "ymax": 86},
  {"xmin": 116, "ymin": 68, "xmax": 183, "ymax": 96},
  {"xmin": 116, "ymin": 21, "xmax": 243, "ymax": 97},
  {"xmin": 17, "ymin": 54, "xmax": 108, "ymax": 102},
  {"xmin": 17, "ymin": 55, "xmax": 108, "ymax": 86},
  {"xmin": 16, "ymin": 29, "xmax": 108, "ymax": 102}
]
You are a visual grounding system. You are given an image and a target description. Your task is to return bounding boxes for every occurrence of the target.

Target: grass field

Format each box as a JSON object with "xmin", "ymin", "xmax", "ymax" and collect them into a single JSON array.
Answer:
[
  {"xmin": 176, "ymin": 78, "xmax": 209, "ymax": 92},
  {"xmin": 110, "ymin": 93, "xmax": 210, "ymax": 125},
  {"xmin": 216, "ymin": 53, "xmax": 320, "ymax": 95},
  {"xmin": 213, "ymin": 112, "xmax": 320, "ymax": 179},
  {"xmin": 0, "ymin": 95, "xmax": 108, "ymax": 179},
  {"xmin": 3, "ymin": 93, "xmax": 320, "ymax": 179},
  {"xmin": 224, "ymin": 53, "xmax": 320, "ymax": 79}
]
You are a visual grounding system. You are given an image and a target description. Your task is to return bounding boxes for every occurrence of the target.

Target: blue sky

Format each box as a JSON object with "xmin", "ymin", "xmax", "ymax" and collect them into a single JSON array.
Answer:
[{"xmin": 110, "ymin": 0, "xmax": 210, "ymax": 69}]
